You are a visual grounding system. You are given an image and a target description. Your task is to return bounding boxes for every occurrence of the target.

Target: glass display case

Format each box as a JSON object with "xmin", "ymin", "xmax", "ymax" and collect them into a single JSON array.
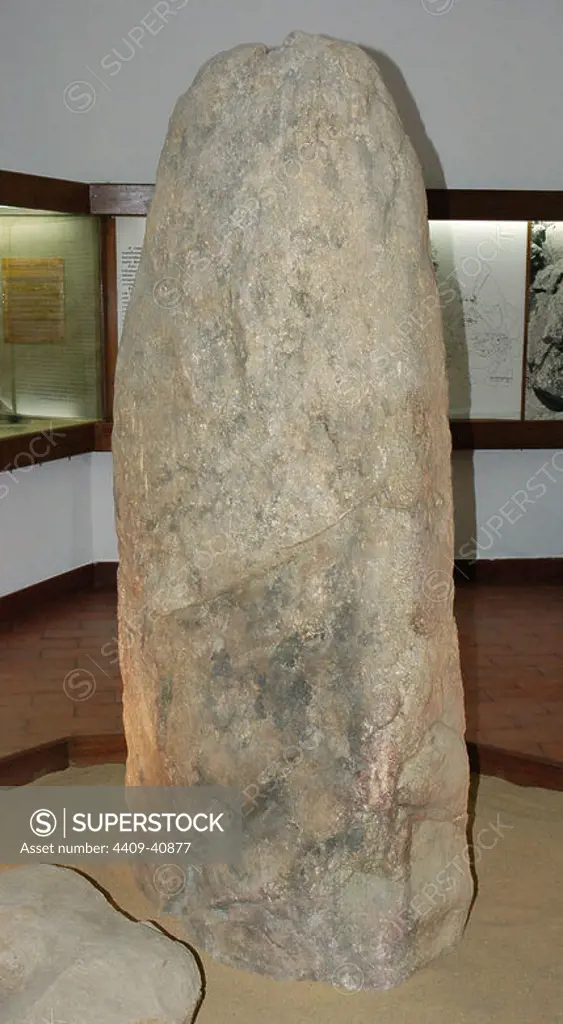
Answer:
[
  {"xmin": 113, "ymin": 213, "xmax": 558, "ymax": 426},
  {"xmin": 1, "ymin": 175, "xmax": 560, "ymax": 461},
  {"xmin": 0, "ymin": 205, "xmax": 103, "ymax": 440}
]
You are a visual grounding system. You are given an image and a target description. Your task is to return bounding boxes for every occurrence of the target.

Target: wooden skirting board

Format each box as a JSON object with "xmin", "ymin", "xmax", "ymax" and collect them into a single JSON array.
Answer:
[
  {"xmin": 1, "ymin": 564, "xmax": 561, "ymax": 791},
  {"xmin": 466, "ymin": 742, "xmax": 563, "ymax": 791},
  {"xmin": 1, "ymin": 559, "xmax": 562, "ymax": 625},
  {"xmin": 0, "ymin": 735, "xmax": 127, "ymax": 786},
  {"xmin": 453, "ymin": 558, "xmax": 563, "ymax": 584},
  {"xmin": 0, "ymin": 733, "xmax": 561, "ymax": 791},
  {"xmin": 0, "ymin": 564, "xmax": 117, "ymax": 622}
]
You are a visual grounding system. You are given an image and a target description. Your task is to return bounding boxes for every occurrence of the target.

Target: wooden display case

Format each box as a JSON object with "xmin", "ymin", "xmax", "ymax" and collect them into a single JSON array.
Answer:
[{"xmin": 3, "ymin": 169, "xmax": 563, "ymax": 469}]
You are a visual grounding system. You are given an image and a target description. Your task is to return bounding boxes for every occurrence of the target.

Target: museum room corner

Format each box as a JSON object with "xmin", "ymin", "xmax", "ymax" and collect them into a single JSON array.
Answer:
[{"xmin": 0, "ymin": 4, "xmax": 562, "ymax": 1024}]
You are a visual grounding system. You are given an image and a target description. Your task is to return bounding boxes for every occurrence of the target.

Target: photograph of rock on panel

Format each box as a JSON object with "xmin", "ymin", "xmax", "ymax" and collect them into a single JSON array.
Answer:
[{"xmin": 525, "ymin": 221, "xmax": 563, "ymax": 419}]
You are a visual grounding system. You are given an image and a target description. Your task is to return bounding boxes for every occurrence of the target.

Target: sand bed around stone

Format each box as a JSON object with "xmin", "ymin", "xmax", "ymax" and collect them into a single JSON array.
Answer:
[{"xmin": 2, "ymin": 763, "xmax": 562, "ymax": 1024}]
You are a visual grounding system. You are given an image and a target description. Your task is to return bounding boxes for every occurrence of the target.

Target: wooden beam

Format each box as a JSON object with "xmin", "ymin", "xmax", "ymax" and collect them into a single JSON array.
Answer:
[
  {"xmin": 450, "ymin": 420, "xmax": 563, "ymax": 450},
  {"xmin": 92, "ymin": 418, "xmax": 563, "ymax": 454},
  {"xmin": 90, "ymin": 184, "xmax": 563, "ymax": 221},
  {"xmin": 0, "ymin": 170, "xmax": 90, "ymax": 214},
  {"xmin": 427, "ymin": 189, "xmax": 563, "ymax": 221}
]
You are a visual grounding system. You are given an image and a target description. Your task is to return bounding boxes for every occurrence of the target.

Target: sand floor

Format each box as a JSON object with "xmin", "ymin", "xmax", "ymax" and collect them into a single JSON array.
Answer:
[{"xmin": 3, "ymin": 764, "xmax": 563, "ymax": 1024}]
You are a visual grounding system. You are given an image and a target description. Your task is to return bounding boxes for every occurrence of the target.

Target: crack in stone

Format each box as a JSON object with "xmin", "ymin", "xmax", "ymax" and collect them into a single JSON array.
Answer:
[{"xmin": 159, "ymin": 487, "xmax": 414, "ymax": 619}]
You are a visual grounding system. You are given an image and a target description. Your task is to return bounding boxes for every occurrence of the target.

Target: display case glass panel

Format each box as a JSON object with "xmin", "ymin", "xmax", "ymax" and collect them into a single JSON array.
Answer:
[{"xmin": 0, "ymin": 206, "xmax": 102, "ymax": 439}]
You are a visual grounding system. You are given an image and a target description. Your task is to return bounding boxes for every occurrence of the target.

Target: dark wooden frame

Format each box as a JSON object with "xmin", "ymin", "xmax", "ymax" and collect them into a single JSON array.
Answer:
[
  {"xmin": 0, "ymin": 171, "xmax": 107, "ymax": 467},
  {"xmin": 0, "ymin": 170, "xmax": 90, "ymax": 215},
  {"xmin": 450, "ymin": 420, "xmax": 563, "ymax": 449},
  {"xmin": 90, "ymin": 185, "xmax": 563, "ymax": 222},
  {"xmin": 0, "ymin": 172, "xmax": 117, "ymax": 466},
  {"xmin": 427, "ymin": 190, "xmax": 563, "ymax": 221}
]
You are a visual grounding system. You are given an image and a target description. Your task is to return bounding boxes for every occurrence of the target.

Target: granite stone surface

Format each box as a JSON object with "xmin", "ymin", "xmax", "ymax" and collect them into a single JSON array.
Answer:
[{"xmin": 113, "ymin": 30, "xmax": 472, "ymax": 989}]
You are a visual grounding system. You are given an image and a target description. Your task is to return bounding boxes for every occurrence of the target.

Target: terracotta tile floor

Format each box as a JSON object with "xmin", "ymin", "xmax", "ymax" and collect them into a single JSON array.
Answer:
[
  {"xmin": 0, "ymin": 583, "xmax": 561, "ymax": 763},
  {"xmin": 456, "ymin": 583, "xmax": 563, "ymax": 763},
  {"xmin": 0, "ymin": 588, "xmax": 122, "ymax": 759}
]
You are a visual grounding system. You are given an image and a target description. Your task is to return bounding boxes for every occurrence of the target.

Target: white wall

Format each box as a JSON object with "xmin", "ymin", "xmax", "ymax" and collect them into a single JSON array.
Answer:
[
  {"xmin": 87, "ymin": 449, "xmax": 563, "ymax": 566},
  {"xmin": 0, "ymin": 455, "xmax": 94, "ymax": 596},
  {"xmin": 2, "ymin": 0, "xmax": 563, "ymax": 188},
  {"xmin": 2, "ymin": 0, "xmax": 563, "ymax": 592},
  {"xmin": 2, "ymin": 447, "xmax": 561, "ymax": 596},
  {"xmin": 452, "ymin": 450, "xmax": 563, "ymax": 561},
  {"xmin": 88, "ymin": 447, "xmax": 563, "ymax": 564},
  {"xmin": 91, "ymin": 452, "xmax": 119, "ymax": 563},
  {"xmin": 86, "ymin": 447, "xmax": 563, "ymax": 566}
]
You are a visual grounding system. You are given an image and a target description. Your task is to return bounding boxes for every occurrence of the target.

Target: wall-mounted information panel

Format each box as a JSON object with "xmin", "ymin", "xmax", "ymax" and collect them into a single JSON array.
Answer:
[{"xmin": 115, "ymin": 214, "xmax": 563, "ymax": 425}]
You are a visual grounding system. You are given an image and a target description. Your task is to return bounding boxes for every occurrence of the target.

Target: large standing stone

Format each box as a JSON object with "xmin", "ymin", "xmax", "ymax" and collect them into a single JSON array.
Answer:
[
  {"xmin": 0, "ymin": 865, "xmax": 202, "ymax": 1023},
  {"xmin": 113, "ymin": 31, "xmax": 472, "ymax": 989}
]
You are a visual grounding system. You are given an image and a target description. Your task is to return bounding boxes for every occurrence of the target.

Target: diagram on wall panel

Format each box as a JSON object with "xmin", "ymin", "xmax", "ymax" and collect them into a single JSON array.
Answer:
[
  {"xmin": 429, "ymin": 221, "xmax": 529, "ymax": 420},
  {"xmin": 524, "ymin": 222, "xmax": 563, "ymax": 420},
  {"xmin": 116, "ymin": 217, "xmax": 146, "ymax": 342}
]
